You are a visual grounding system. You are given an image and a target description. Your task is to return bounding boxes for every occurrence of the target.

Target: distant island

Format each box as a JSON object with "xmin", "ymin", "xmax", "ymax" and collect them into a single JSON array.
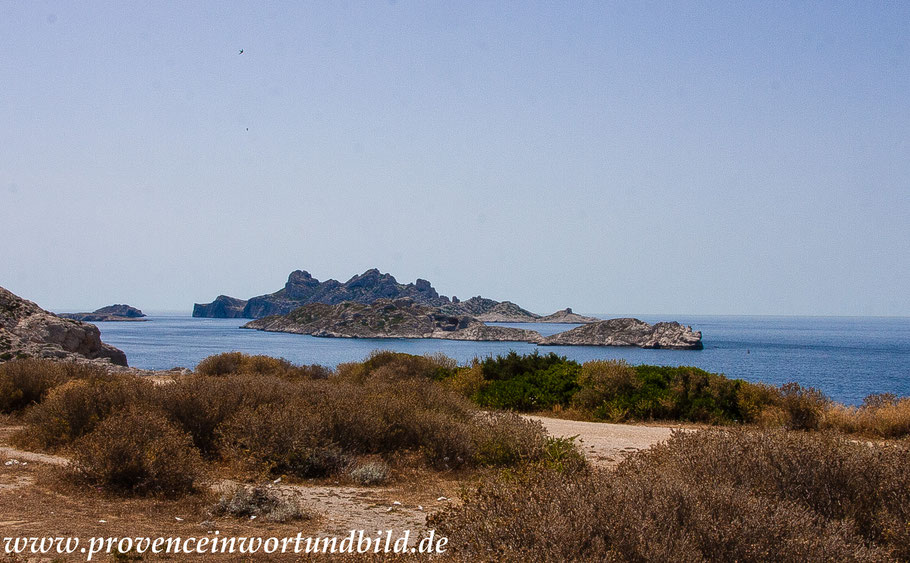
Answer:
[
  {"xmin": 193, "ymin": 268, "xmax": 600, "ymax": 323},
  {"xmin": 60, "ymin": 304, "xmax": 147, "ymax": 322},
  {"xmin": 243, "ymin": 297, "xmax": 703, "ymax": 350}
]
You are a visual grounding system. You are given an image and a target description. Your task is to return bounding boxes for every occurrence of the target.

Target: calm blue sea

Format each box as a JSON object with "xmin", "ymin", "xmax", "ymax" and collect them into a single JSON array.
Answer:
[{"xmin": 91, "ymin": 315, "xmax": 910, "ymax": 405}]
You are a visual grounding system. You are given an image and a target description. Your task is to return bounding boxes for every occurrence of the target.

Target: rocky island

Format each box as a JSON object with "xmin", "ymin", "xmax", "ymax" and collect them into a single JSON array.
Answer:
[
  {"xmin": 0, "ymin": 286, "xmax": 128, "ymax": 365},
  {"xmin": 243, "ymin": 299, "xmax": 703, "ymax": 350},
  {"xmin": 243, "ymin": 298, "xmax": 544, "ymax": 343},
  {"xmin": 540, "ymin": 318, "xmax": 703, "ymax": 350},
  {"xmin": 194, "ymin": 268, "xmax": 599, "ymax": 323},
  {"xmin": 60, "ymin": 304, "xmax": 147, "ymax": 322}
]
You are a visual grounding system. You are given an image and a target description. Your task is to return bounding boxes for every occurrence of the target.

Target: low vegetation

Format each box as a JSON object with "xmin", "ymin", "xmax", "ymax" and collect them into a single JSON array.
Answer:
[
  {"xmin": 1, "ymin": 351, "xmax": 909, "ymax": 561},
  {"xmin": 1, "ymin": 353, "xmax": 560, "ymax": 496},
  {"xmin": 210, "ymin": 483, "xmax": 309, "ymax": 523},
  {"xmin": 431, "ymin": 428, "xmax": 910, "ymax": 561}
]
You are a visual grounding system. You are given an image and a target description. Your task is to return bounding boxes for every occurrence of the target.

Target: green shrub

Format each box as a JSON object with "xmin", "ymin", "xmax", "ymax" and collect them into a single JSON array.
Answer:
[
  {"xmin": 571, "ymin": 360, "xmax": 639, "ymax": 411},
  {"xmin": 480, "ymin": 350, "xmax": 574, "ymax": 381},
  {"xmin": 69, "ymin": 407, "xmax": 204, "ymax": 497},
  {"xmin": 475, "ymin": 362, "xmax": 580, "ymax": 411}
]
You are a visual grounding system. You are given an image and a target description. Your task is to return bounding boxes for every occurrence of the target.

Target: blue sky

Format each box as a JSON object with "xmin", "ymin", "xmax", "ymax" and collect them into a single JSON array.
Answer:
[{"xmin": 1, "ymin": 1, "xmax": 908, "ymax": 316}]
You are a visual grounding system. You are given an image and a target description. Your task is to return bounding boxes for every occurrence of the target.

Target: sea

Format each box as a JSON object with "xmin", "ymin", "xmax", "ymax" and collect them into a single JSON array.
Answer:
[{"xmin": 92, "ymin": 315, "xmax": 910, "ymax": 406}]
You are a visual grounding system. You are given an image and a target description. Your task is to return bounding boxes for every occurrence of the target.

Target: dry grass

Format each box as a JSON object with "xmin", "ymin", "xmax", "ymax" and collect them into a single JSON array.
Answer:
[{"xmin": 824, "ymin": 394, "xmax": 910, "ymax": 439}]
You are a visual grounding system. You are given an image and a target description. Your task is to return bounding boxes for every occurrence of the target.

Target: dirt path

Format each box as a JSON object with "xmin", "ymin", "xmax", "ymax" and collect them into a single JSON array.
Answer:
[
  {"xmin": 530, "ymin": 415, "xmax": 680, "ymax": 467},
  {"xmin": 0, "ymin": 446, "xmax": 68, "ymax": 467}
]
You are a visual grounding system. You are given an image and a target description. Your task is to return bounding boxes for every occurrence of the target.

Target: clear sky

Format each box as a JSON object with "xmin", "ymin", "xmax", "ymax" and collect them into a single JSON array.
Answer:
[{"xmin": 1, "ymin": 1, "xmax": 908, "ymax": 316}]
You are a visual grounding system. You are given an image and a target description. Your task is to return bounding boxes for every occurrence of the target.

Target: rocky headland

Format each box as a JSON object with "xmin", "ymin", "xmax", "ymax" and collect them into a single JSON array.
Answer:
[
  {"xmin": 0, "ymin": 286, "xmax": 128, "ymax": 365},
  {"xmin": 243, "ymin": 298, "xmax": 544, "ymax": 343},
  {"xmin": 540, "ymin": 318, "xmax": 703, "ymax": 350},
  {"xmin": 60, "ymin": 304, "xmax": 147, "ymax": 322}
]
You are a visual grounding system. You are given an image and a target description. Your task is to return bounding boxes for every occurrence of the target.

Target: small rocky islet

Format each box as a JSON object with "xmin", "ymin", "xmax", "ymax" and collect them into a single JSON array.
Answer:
[{"xmin": 59, "ymin": 304, "xmax": 147, "ymax": 322}]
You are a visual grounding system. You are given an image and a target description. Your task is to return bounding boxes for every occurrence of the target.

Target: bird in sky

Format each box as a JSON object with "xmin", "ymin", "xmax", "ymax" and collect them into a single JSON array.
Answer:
[{"xmin": 239, "ymin": 49, "xmax": 244, "ymax": 55}]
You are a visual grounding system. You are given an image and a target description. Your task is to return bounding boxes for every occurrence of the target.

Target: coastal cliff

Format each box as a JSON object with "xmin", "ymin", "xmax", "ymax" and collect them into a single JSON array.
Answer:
[
  {"xmin": 540, "ymin": 318, "xmax": 703, "ymax": 350},
  {"xmin": 60, "ymin": 304, "xmax": 147, "ymax": 322},
  {"xmin": 0, "ymin": 286, "xmax": 128, "ymax": 365}
]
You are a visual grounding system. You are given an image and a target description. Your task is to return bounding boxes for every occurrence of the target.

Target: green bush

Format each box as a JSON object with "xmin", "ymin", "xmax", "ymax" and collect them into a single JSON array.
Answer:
[
  {"xmin": 69, "ymin": 407, "xmax": 204, "ymax": 497},
  {"xmin": 475, "ymin": 362, "xmax": 580, "ymax": 411}
]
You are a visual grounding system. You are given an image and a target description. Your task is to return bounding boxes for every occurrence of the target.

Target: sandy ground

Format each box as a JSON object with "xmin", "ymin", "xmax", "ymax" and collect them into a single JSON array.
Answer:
[{"xmin": 530, "ymin": 415, "xmax": 680, "ymax": 467}]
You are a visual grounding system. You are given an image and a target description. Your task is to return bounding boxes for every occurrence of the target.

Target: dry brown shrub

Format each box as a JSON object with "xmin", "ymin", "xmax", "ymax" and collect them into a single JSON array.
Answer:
[
  {"xmin": 471, "ymin": 412, "xmax": 547, "ymax": 467},
  {"xmin": 20, "ymin": 373, "xmax": 154, "ymax": 450},
  {"xmin": 445, "ymin": 364, "xmax": 486, "ymax": 399},
  {"xmin": 823, "ymin": 394, "xmax": 910, "ymax": 439},
  {"xmin": 0, "ymin": 359, "xmax": 109, "ymax": 413},
  {"xmin": 218, "ymin": 399, "xmax": 345, "ymax": 478},
  {"xmin": 155, "ymin": 374, "xmax": 296, "ymax": 456},
  {"xmin": 779, "ymin": 382, "xmax": 830, "ymax": 430},
  {"xmin": 572, "ymin": 360, "xmax": 640, "ymax": 411},
  {"xmin": 195, "ymin": 351, "xmax": 329, "ymax": 379},
  {"xmin": 69, "ymin": 407, "xmax": 204, "ymax": 497},
  {"xmin": 210, "ymin": 483, "xmax": 309, "ymax": 522},
  {"xmin": 433, "ymin": 428, "xmax": 910, "ymax": 562}
]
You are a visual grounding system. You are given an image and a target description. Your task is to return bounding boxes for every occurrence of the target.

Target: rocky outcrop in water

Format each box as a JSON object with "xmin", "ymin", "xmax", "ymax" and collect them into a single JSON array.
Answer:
[
  {"xmin": 60, "ymin": 304, "xmax": 147, "ymax": 322},
  {"xmin": 243, "ymin": 298, "xmax": 544, "ymax": 343},
  {"xmin": 540, "ymin": 318, "xmax": 703, "ymax": 349},
  {"xmin": 0, "ymin": 286, "xmax": 128, "ymax": 365}
]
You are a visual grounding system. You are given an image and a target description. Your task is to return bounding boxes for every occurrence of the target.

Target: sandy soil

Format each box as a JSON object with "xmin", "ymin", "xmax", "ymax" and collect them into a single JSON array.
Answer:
[{"xmin": 530, "ymin": 415, "xmax": 681, "ymax": 467}]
